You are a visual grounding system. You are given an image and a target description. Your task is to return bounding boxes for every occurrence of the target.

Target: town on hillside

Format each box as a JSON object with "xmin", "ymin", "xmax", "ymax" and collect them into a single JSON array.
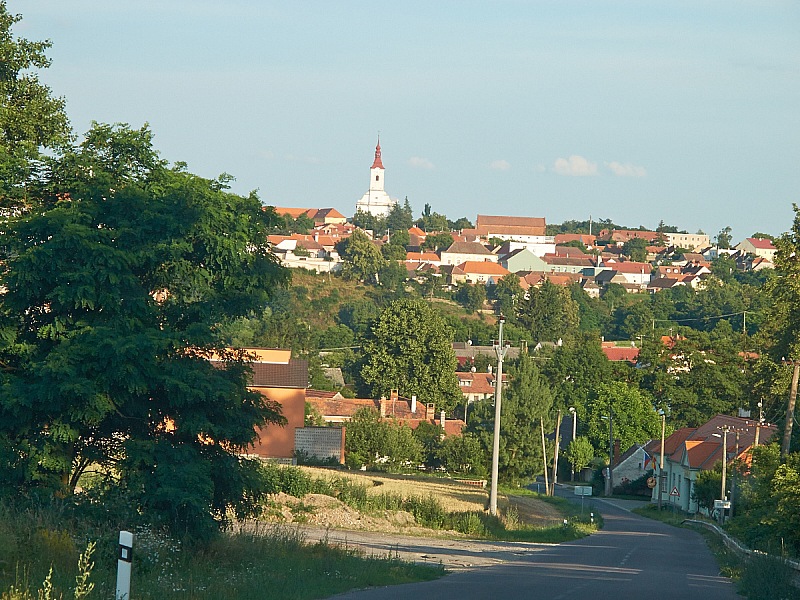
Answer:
[{"xmin": 249, "ymin": 139, "xmax": 784, "ymax": 520}]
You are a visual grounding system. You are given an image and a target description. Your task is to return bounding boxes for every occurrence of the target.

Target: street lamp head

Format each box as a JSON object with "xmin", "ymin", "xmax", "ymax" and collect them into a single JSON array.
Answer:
[{"xmin": 569, "ymin": 406, "xmax": 576, "ymax": 414}]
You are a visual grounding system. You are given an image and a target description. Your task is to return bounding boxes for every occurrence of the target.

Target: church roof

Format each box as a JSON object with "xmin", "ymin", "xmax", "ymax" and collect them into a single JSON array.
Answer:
[{"xmin": 371, "ymin": 139, "xmax": 384, "ymax": 169}]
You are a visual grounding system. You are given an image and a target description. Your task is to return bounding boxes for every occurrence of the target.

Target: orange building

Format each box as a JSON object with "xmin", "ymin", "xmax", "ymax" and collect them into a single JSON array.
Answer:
[{"xmin": 212, "ymin": 348, "xmax": 308, "ymax": 460}]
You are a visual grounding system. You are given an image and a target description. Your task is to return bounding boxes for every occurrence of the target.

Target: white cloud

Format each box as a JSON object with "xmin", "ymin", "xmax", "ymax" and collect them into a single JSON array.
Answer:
[
  {"xmin": 408, "ymin": 156, "xmax": 434, "ymax": 170},
  {"xmin": 533, "ymin": 164, "xmax": 547, "ymax": 173},
  {"xmin": 553, "ymin": 155, "xmax": 598, "ymax": 176},
  {"xmin": 489, "ymin": 159, "xmax": 511, "ymax": 171},
  {"xmin": 606, "ymin": 161, "xmax": 647, "ymax": 177}
]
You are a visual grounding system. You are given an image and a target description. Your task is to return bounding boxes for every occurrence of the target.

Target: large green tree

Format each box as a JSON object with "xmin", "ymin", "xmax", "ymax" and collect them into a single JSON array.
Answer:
[
  {"xmin": 468, "ymin": 353, "xmax": 554, "ymax": 483},
  {"xmin": 517, "ymin": 281, "xmax": 580, "ymax": 344},
  {"xmin": 0, "ymin": 2, "xmax": 72, "ymax": 210},
  {"xmin": 337, "ymin": 229, "xmax": 386, "ymax": 285},
  {"xmin": 360, "ymin": 298, "xmax": 462, "ymax": 413},
  {"xmin": 585, "ymin": 382, "xmax": 661, "ymax": 459},
  {"xmin": 0, "ymin": 123, "xmax": 290, "ymax": 537}
]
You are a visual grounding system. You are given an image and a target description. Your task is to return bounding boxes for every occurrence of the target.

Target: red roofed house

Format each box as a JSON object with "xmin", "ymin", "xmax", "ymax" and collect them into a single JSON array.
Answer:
[
  {"xmin": 440, "ymin": 241, "xmax": 497, "ymax": 266},
  {"xmin": 273, "ymin": 207, "xmax": 347, "ymax": 225},
  {"xmin": 305, "ymin": 389, "xmax": 465, "ymax": 437},
  {"xmin": 554, "ymin": 233, "xmax": 597, "ymax": 247},
  {"xmin": 645, "ymin": 414, "xmax": 777, "ymax": 513},
  {"xmin": 598, "ymin": 229, "xmax": 661, "ymax": 245},
  {"xmin": 735, "ymin": 237, "xmax": 777, "ymax": 262},
  {"xmin": 450, "ymin": 261, "xmax": 511, "ymax": 285},
  {"xmin": 462, "ymin": 215, "xmax": 555, "ymax": 255},
  {"xmin": 604, "ymin": 261, "xmax": 653, "ymax": 286},
  {"xmin": 601, "ymin": 342, "xmax": 640, "ymax": 364}
]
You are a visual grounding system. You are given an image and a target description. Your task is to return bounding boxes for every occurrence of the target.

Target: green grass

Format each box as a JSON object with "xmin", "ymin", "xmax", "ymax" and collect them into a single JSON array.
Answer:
[
  {"xmin": 0, "ymin": 501, "xmax": 443, "ymax": 600},
  {"xmin": 318, "ymin": 475, "xmax": 600, "ymax": 543}
]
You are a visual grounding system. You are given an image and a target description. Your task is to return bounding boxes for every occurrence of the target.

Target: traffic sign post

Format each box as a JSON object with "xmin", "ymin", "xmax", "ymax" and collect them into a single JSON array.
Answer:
[
  {"xmin": 669, "ymin": 486, "xmax": 679, "ymax": 515},
  {"xmin": 574, "ymin": 485, "xmax": 592, "ymax": 515}
]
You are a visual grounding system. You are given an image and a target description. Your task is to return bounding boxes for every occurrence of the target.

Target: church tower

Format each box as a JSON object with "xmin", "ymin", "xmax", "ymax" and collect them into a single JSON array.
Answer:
[{"xmin": 356, "ymin": 137, "xmax": 397, "ymax": 218}]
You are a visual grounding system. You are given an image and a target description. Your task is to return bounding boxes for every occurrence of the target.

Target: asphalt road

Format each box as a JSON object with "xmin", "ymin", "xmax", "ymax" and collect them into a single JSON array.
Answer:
[{"xmin": 330, "ymin": 497, "xmax": 741, "ymax": 599}]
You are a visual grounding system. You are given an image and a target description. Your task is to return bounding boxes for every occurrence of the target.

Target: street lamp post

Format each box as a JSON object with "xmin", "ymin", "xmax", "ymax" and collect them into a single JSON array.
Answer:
[
  {"xmin": 489, "ymin": 317, "xmax": 509, "ymax": 516},
  {"xmin": 658, "ymin": 410, "xmax": 666, "ymax": 511},
  {"xmin": 720, "ymin": 426, "xmax": 729, "ymax": 524},
  {"xmin": 603, "ymin": 411, "xmax": 614, "ymax": 496},
  {"xmin": 569, "ymin": 407, "xmax": 576, "ymax": 481}
]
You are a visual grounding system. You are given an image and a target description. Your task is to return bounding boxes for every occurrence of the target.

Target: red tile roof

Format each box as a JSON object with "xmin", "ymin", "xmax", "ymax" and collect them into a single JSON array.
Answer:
[
  {"xmin": 746, "ymin": 237, "xmax": 776, "ymax": 250},
  {"xmin": 371, "ymin": 139, "xmax": 384, "ymax": 169},
  {"xmin": 453, "ymin": 261, "xmax": 511, "ymax": 276},
  {"xmin": 601, "ymin": 346, "xmax": 640, "ymax": 363}
]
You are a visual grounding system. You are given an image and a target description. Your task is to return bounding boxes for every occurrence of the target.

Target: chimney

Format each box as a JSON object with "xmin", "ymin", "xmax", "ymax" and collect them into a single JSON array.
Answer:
[
  {"xmin": 411, "ymin": 395, "xmax": 417, "ymax": 414},
  {"xmin": 379, "ymin": 396, "xmax": 386, "ymax": 418}
]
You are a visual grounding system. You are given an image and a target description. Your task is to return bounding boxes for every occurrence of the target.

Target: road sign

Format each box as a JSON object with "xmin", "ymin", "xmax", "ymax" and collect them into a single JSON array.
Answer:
[
  {"xmin": 574, "ymin": 486, "xmax": 593, "ymax": 496},
  {"xmin": 669, "ymin": 486, "xmax": 680, "ymax": 497},
  {"xmin": 714, "ymin": 499, "xmax": 731, "ymax": 510}
]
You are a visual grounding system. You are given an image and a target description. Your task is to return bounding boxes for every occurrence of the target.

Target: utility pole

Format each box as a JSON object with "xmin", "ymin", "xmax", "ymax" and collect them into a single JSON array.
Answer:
[
  {"xmin": 605, "ymin": 410, "xmax": 614, "ymax": 496},
  {"xmin": 782, "ymin": 360, "xmax": 800, "ymax": 458},
  {"xmin": 718, "ymin": 425, "xmax": 730, "ymax": 524},
  {"xmin": 551, "ymin": 409, "xmax": 562, "ymax": 495},
  {"xmin": 489, "ymin": 317, "xmax": 509, "ymax": 516},
  {"xmin": 569, "ymin": 407, "xmax": 577, "ymax": 481},
  {"xmin": 658, "ymin": 411, "xmax": 666, "ymax": 511},
  {"xmin": 540, "ymin": 417, "xmax": 549, "ymax": 495}
]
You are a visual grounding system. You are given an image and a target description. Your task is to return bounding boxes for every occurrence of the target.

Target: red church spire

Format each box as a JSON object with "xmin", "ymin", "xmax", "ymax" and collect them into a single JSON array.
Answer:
[{"xmin": 371, "ymin": 136, "xmax": 384, "ymax": 169}]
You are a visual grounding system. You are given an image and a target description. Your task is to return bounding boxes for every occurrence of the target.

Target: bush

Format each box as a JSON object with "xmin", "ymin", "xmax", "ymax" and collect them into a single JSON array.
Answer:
[{"xmin": 738, "ymin": 553, "xmax": 800, "ymax": 600}]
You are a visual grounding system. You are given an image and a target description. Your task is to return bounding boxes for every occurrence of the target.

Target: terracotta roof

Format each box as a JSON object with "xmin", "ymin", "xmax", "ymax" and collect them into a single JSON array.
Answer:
[
  {"xmin": 371, "ymin": 139, "xmax": 384, "ymax": 169},
  {"xmin": 554, "ymin": 233, "xmax": 596, "ymax": 246},
  {"xmin": 546, "ymin": 273, "xmax": 581, "ymax": 286},
  {"xmin": 457, "ymin": 372, "xmax": 499, "ymax": 395},
  {"xmin": 601, "ymin": 346, "xmax": 640, "ymax": 363},
  {"xmin": 273, "ymin": 207, "xmax": 313, "ymax": 219},
  {"xmin": 746, "ymin": 237, "xmax": 776, "ymax": 250},
  {"xmin": 315, "ymin": 207, "xmax": 346, "ymax": 219},
  {"xmin": 477, "ymin": 214, "xmax": 546, "ymax": 228},
  {"xmin": 408, "ymin": 226, "xmax": 426, "ymax": 236},
  {"xmin": 610, "ymin": 261, "xmax": 652, "ymax": 274},
  {"xmin": 453, "ymin": 261, "xmax": 511, "ymax": 275},
  {"xmin": 543, "ymin": 255, "xmax": 594, "ymax": 267},
  {"xmin": 305, "ymin": 389, "xmax": 343, "ymax": 400},
  {"xmin": 406, "ymin": 251, "xmax": 440, "ymax": 262}
]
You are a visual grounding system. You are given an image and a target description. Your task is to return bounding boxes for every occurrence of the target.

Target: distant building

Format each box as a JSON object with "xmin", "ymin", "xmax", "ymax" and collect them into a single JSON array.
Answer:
[
  {"xmin": 664, "ymin": 232, "xmax": 710, "ymax": 252},
  {"xmin": 463, "ymin": 215, "xmax": 554, "ymax": 251},
  {"xmin": 735, "ymin": 237, "xmax": 777, "ymax": 262},
  {"xmin": 355, "ymin": 138, "xmax": 398, "ymax": 218},
  {"xmin": 210, "ymin": 348, "xmax": 308, "ymax": 461}
]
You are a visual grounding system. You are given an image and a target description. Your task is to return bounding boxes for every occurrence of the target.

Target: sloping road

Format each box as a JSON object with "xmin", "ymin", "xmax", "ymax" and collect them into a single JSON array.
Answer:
[{"xmin": 330, "ymin": 498, "xmax": 740, "ymax": 599}]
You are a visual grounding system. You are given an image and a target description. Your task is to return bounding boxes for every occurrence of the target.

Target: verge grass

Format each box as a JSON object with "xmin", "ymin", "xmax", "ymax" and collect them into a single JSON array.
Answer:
[
  {"xmin": 0, "ymin": 500, "xmax": 443, "ymax": 600},
  {"xmin": 297, "ymin": 468, "xmax": 599, "ymax": 543}
]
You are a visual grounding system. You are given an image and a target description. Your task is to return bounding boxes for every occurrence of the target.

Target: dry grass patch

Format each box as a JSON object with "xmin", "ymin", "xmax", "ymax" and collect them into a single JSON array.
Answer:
[{"xmin": 302, "ymin": 468, "xmax": 488, "ymax": 513}]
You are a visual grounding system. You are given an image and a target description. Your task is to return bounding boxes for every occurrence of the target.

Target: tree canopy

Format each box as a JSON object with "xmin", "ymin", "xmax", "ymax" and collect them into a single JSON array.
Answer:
[
  {"xmin": 360, "ymin": 297, "xmax": 462, "ymax": 412},
  {"xmin": 0, "ymin": 123, "xmax": 290, "ymax": 537}
]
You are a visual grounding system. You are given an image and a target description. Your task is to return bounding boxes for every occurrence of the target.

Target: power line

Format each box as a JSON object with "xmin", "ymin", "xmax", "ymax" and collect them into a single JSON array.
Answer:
[{"xmin": 653, "ymin": 310, "xmax": 754, "ymax": 325}]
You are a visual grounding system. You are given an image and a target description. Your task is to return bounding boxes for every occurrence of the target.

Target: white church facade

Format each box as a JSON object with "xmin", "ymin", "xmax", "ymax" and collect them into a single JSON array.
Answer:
[{"xmin": 355, "ymin": 139, "xmax": 397, "ymax": 218}]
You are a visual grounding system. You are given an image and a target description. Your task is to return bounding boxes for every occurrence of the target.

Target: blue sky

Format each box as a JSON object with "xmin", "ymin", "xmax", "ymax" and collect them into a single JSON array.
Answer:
[{"xmin": 13, "ymin": 1, "xmax": 800, "ymax": 241}]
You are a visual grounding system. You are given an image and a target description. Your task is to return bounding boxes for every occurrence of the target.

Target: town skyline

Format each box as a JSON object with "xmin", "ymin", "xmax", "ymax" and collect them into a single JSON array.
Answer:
[{"xmin": 16, "ymin": 1, "xmax": 799, "ymax": 239}]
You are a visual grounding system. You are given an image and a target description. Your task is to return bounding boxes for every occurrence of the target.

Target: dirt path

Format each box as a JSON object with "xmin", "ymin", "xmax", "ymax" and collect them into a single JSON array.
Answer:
[{"xmin": 294, "ymin": 526, "xmax": 555, "ymax": 571}]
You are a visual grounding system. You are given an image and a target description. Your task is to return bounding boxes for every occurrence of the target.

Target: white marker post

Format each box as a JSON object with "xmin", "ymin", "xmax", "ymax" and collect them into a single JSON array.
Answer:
[{"xmin": 116, "ymin": 530, "xmax": 133, "ymax": 600}]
